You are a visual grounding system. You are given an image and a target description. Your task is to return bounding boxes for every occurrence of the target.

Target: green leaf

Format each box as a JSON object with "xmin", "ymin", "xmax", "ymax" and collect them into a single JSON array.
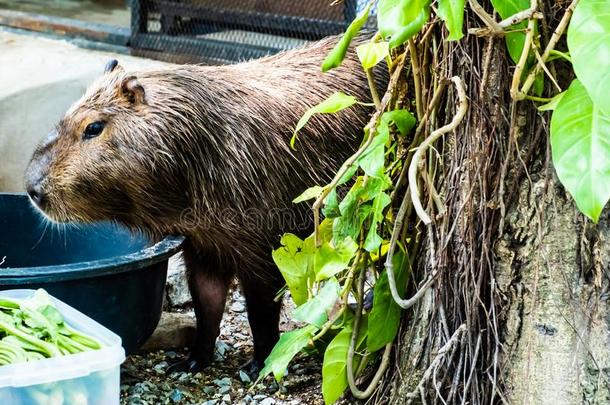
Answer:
[
  {"xmin": 356, "ymin": 41, "xmax": 389, "ymax": 70},
  {"xmin": 550, "ymin": 79, "xmax": 610, "ymax": 222},
  {"xmin": 292, "ymin": 92, "xmax": 358, "ymax": 148},
  {"xmin": 293, "ymin": 185, "xmax": 324, "ymax": 203},
  {"xmin": 272, "ymin": 234, "xmax": 315, "ymax": 305},
  {"xmin": 380, "ymin": 109, "xmax": 417, "ymax": 136},
  {"xmin": 322, "ymin": 3, "xmax": 373, "ymax": 72},
  {"xmin": 367, "ymin": 252, "xmax": 408, "ymax": 351},
  {"xmin": 357, "ymin": 110, "xmax": 416, "ymax": 178},
  {"xmin": 333, "ymin": 176, "xmax": 391, "ymax": 243},
  {"xmin": 293, "ymin": 279, "xmax": 341, "ymax": 328},
  {"xmin": 377, "ymin": 0, "xmax": 431, "ymax": 48},
  {"xmin": 315, "ymin": 237, "xmax": 358, "ymax": 281},
  {"xmin": 322, "ymin": 318, "xmax": 368, "ymax": 404},
  {"xmin": 363, "ymin": 192, "xmax": 392, "ymax": 252},
  {"xmin": 357, "ymin": 128, "xmax": 389, "ymax": 178},
  {"xmin": 437, "ymin": 0, "xmax": 466, "ymax": 40},
  {"xmin": 538, "ymin": 91, "xmax": 566, "ymax": 112},
  {"xmin": 259, "ymin": 325, "xmax": 317, "ymax": 382},
  {"xmin": 490, "ymin": 0, "xmax": 532, "ymax": 64},
  {"xmin": 322, "ymin": 188, "xmax": 341, "ymax": 218},
  {"xmin": 567, "ymin": 0, "xmax": 610, "ymax": 116}
]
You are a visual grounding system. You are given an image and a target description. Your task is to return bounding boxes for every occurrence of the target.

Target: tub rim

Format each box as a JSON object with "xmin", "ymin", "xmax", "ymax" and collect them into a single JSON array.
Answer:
[{"xmin": 0, "ymin": 193, "xmax": 185, "ymax": 283}]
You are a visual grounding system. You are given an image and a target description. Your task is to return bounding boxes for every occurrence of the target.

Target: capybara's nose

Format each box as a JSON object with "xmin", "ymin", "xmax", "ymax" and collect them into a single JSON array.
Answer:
[{"xmin": 26, "ymin": 181, "xmax": 45, "ymax": 207}]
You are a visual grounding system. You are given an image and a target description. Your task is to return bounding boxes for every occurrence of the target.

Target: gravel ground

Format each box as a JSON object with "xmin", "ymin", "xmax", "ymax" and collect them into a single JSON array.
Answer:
[{"xmin": 120, "ymin": 290, "xmax": 325, "ymax": 405}]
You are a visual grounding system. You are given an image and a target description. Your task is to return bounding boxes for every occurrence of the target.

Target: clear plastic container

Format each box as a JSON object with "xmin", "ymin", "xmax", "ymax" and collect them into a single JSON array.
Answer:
[{"xmin": 0, "ymin": 289, "xmax": 126, "ymax": 405}]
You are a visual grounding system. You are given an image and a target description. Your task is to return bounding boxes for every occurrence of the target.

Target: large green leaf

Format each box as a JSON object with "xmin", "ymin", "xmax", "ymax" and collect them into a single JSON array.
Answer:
[
  {"xmin": 437, "ymin": 0, "xmax": 466, "ymax": 40},
  {"xmin": 321, "ymin": 318, "xmax": 367, "ymax": 404},
  {"xmin": 550, "ymin": 80, "xmax": 610, "ymax": 222},
  {"xmin": 377, "ymin": 0, "xmax": 431, "ymax": 48},
  {"xmin": 291, "ymin": 92, "xmax": 357, "ymax": 148},
  {"xmin": 568, "ymin": 0, "xmax": 610, "ymax": 116},
  {"xmin": 293, "ymin": 279, "xmax": 340, "ymax": 328},
  {"xmin": 322, "ymin": 3, "xmax": 373, "ymax": 72},
  {"xmin": 367, "ymin": 252, "xmax": 408, "ymax": 351},
  {"xmin": 259, "ymin": 325, "xmax": 317, "ymax": 382},
  {"xmin": 490, "ymin": 0, "xmax": 532, "ymax": 64},
  {"xmin": 272, "ymin": 234, "xmax": 315, "ymax": 305}
]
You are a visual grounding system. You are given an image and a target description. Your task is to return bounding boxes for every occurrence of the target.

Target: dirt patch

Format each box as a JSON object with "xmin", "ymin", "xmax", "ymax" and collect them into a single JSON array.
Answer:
[{"xmin": 120, "ymin": 290, "xmax": 325, "ymax": 405}]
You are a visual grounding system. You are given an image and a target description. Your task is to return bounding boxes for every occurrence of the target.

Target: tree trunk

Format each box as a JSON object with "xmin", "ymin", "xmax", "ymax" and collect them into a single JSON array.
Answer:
[{"xmin": 384, "ymin": 1, "xmax": 610, "ymax": 403}]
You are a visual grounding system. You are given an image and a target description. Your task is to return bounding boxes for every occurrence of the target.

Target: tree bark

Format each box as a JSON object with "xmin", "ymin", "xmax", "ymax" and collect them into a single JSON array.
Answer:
[{"xmin": 383, "ymin": 2, "xmax": 610, "ymax": 403}]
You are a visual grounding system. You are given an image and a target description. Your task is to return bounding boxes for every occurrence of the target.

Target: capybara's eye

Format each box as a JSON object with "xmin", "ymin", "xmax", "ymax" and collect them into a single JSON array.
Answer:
[{"xmin": 83, "ymin": 121, "xmax": 105, "ymax": 140}]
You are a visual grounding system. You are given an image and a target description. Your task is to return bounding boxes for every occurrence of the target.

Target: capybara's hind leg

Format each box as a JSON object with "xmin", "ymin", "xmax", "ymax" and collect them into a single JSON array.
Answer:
[
  {"xmin": 168, "ymin": 247, "xmax": 231, "ymax": 373},
  {"xmin": 238, "ymin": 269, "xmax": 283, "ymax": 376}
]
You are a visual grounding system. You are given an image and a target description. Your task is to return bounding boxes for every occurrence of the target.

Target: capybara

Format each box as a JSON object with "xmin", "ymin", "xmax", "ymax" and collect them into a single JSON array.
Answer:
[{"xmin": 25, "ymin": 37, "xmax": 387, "ymax": 374}]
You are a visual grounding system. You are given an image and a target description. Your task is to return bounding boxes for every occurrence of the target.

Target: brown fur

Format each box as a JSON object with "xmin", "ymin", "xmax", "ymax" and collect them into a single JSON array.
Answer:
[{"xmin": 25, "ymin": 36, "xmax": 388, "ymax": 372}]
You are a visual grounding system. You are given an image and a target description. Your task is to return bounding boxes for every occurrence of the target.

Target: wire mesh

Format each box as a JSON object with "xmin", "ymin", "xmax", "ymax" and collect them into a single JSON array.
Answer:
[{"xmin": 129, "ymin": 0, "xmax": 369, "ymax": 64}]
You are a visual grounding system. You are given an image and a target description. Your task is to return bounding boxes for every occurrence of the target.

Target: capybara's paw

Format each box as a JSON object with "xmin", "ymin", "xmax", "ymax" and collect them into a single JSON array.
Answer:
[
  {"xmin": 167, "ymin": 357, "xmax": 207, "ymax": 374},
  {"xmin": 241, "ymin": 358, "xmax": 264, "ymax": 380}
]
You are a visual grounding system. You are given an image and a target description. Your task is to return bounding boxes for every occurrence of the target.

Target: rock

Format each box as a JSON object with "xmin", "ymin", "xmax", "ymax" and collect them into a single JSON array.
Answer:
[
  {"xmin": 239, "ymin": 370, "xmax": 252, "ymax": 384},
  {"xmin": 259, "ymin": 398, "xmax": 276, "ymax": 405},
  {"xmin": 166, "ymin": 254, "xmax": 192, "ymax": 308},
  {"xmin": 221, "ymin": 394, "xmax": 231, "ymax": 403},
  {"xmin": 140, "ymin": 312, "xmax": 195, "ymax": 352},
  {"xmin": 202, "ymin": 386, "xmax": 216, "ymax": 395},
  {"xmin": 253, "ymin": 394, "xmax": 267, "ymax": 400},
  {"xmin": 169, "ymin": 389, "xmax": 183, "ymax": 403},
  {"xmin": 219, "ymin": 385, "xmax": 231, "ymax": 395},
  {"xmin": 230, "ymin": 301, "xmax": 246, "ymax": 312},
  {"xmin": 214, "ymin": 377, "xmax": 232, "ymax": 387}
]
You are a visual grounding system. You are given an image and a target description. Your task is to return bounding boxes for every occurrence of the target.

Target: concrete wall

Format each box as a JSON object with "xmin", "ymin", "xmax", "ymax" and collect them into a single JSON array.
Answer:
[{"xmin": 0, "ymin": 30, "xmax": 168, "ymax": 192}]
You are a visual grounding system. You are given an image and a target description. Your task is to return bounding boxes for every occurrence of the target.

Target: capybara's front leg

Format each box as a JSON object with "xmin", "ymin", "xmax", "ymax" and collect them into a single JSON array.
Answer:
[{"xmin": 168, "ymin": 246, "xmax": 232, "ymax": 373}]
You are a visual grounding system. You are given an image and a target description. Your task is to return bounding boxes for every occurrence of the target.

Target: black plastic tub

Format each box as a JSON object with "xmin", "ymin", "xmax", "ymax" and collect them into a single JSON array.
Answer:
[{"xmin": 0, "ymin": 193, "xmax": 184, "ymax": 353}]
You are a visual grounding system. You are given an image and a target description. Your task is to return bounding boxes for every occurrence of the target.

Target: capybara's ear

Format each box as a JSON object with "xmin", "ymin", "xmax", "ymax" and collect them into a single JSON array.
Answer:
[
  {"xmin": 120, "ymin": 76, "xmax": 146, "ymax": 105},
  {"xmin": 104, "ymin": 59, "xmax": 120, "ymax": 73}
]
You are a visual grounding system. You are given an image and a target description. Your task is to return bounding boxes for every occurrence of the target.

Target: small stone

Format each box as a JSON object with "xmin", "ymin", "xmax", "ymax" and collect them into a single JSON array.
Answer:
[
  {"xmin": 219, "ymin": 385, "xmax": 231, "ymax": 395},
  {"xmin": 243, "ymin": 394, "xmax": 253, "ymax": 403},
  {"xmin": 222, "ymin": 394, "xmax": 231, "ymax": 403},
  {"xmin": 203, "ymin": 386, "xmax": 216, "ymax": 395},
  {"xmin": 253, "ymin": 394, "xmax": 267, "ymax": 400},
  {"xmin": 169, "ymin": 389, "xmax": 183, "ymax": 403},
  {"xmin": 201, "ymin": 401, "xmax": 218, "ymax": 405},
  {"xmin": 166, "ymin": 351, "xmax": 177, "ymax": 358},
  {"xmin": 239, "ymin": 370, "xmax": 252, "ymax": 384},
  {"xmin": 230, "ymin": 302, "xmax": 246, "ymax": 312},
  {"xmin": 214, "ymin": 377, "xmax": 232, "ymax": 387},
  {"xmin": 259, "ymin": 398, "xmax": 276, "ymax": 405}
]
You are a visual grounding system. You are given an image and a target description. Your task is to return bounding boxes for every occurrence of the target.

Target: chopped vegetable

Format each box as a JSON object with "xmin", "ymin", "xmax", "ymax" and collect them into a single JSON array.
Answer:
[{"xmin": 0, "ymin": 289, "xmax": 102, "ymax": 365}]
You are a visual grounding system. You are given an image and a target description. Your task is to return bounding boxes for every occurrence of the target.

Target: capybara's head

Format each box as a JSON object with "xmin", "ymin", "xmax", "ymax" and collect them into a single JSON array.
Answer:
[{"xmin": 24, "ymin": 60, "xmax": 187, "ymax": 232}]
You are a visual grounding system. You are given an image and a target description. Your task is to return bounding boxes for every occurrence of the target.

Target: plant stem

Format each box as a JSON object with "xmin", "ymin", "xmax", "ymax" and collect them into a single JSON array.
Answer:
[
  {"xmin": 409, "ymin": 39, "xmax": 424, "ymax": 121},
  {"xmin": 519, "ymin": 0, "xmax": 579, "ymax": 98},
  {"xmin": 346, "ymin": 266, "xmax": 392, "ymax": 399},
  {"xmin": 409, "ymin": 77, "xmax": 467, "ymax": 225},
  {"xmin": 510, "ymin": 7, "xmax": 537, "ymax": 100},
  {"xmin": 311, "ymin": 50, "xmax": 407, "ymax": 246}
]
